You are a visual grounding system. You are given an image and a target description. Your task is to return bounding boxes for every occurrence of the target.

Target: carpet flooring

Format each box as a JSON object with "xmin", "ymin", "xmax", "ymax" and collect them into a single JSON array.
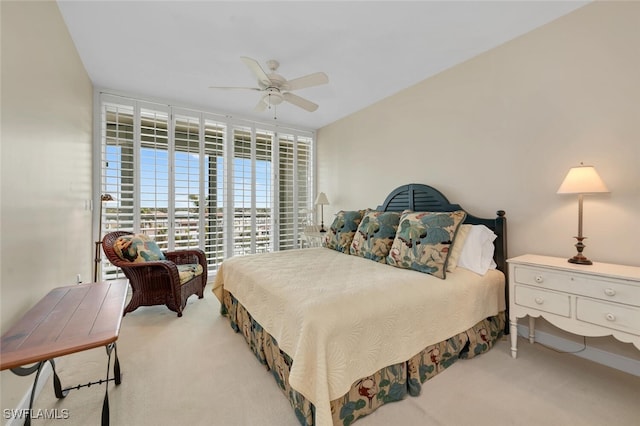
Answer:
[{"xmin": 29, "ymin": 287, "xmax": 640, "ymax": 426}]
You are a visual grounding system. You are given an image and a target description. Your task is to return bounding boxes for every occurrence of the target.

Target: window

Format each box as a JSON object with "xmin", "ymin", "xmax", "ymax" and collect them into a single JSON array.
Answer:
[
  {"xmin": 203, "ymin": 120, "xmax": 226, "ymax": 269},
  {"xmin": 278, "ymin": 134, "xmax": 313, "ymax": 250},
  {"xmin": 139, "ymin": 108, "xmax": 170, "ymax": 250},
  {"xmin": 98, "ymin": 94, "xmax": 314, "ymax": 279},
  {"xmin": 102, "ymin": 103, "xmax": 134, "ymax": 235},
  {"xmin": 174, "ymin": 114, "xmax": 201, "ymax": 250}
]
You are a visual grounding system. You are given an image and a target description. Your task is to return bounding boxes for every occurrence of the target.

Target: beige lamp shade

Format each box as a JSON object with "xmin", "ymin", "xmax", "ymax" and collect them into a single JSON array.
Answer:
[
  {"xmin": 314, "ymin": 192, "xmax": 330, "ymax": 205},
  {"xmin": 556, "ymin": 163, "xmax": 609, "ymax": 265},
  {"xmin": 557, "ymin": 165, "xmax": 609, "ymax": 194}
]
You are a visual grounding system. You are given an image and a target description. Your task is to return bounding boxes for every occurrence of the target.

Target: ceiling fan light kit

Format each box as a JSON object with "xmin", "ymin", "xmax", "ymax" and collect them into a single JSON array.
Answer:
[
  {"xmin": 265, "ymin": 88, "xmax": 284, "ymax": 105},
  {"xmin": 210, "ymin": 56, "xmax": 328, "ymax": 119}
]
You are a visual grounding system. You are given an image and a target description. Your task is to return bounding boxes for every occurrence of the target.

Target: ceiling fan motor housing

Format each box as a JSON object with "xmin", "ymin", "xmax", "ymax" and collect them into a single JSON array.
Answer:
[{"xmin": 260, "ymin": 72, "xmax": 286, "ymax": 90}]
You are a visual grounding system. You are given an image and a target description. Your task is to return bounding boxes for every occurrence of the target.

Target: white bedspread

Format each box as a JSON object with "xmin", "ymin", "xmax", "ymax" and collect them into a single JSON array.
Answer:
[{"xmin": 213, "ymin": 247, "xmax": 505, "ymax": 426}]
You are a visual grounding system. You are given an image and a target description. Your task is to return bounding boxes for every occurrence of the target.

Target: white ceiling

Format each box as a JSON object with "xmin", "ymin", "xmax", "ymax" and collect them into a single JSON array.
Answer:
[{"xmin": 57, "ymin": 1, "xmax": 588, "ymax": 131}]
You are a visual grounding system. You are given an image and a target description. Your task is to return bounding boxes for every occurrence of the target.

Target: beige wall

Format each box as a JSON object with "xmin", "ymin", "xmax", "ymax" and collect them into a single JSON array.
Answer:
[
  {"xmin": 317, "ymin": 2, "xmax": 639, "ymax": 361},
  {"xmin": 1, "ymin": 0, "xmax": 94, "ymax": 409}
]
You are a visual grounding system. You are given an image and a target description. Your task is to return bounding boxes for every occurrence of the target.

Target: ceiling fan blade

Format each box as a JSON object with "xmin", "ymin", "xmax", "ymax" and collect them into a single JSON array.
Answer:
[
  {"xmin": 283, "ymin": 92, "xmax": 318, "ymax": 112},
  {"xmin": 284, "ymin": 72, "xmax": 329, "ymax": 91},
  {"xmin": 208, "ymin": 86, "xmax": 262, "ymax": 91},
  {"xmin": 241, "ymin": 56, "xmax": 271, "ymax": 87},
  {"xmin": 254, "ymin": 96, "xmax": 267, "ymax": 112}
]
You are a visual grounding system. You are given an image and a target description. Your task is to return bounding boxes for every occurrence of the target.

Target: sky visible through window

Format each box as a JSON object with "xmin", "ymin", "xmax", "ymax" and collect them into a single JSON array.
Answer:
[{"xmin": 105, "ymin": 146, "xmax": 271, "ymax": 208}]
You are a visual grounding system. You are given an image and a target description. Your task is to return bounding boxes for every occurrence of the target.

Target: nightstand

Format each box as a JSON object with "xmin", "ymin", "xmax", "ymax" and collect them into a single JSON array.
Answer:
[
  {"xmin": 507, "ymin": 254, "xmax": 640, "ymax": 359},
  {"xmin": 301, "ymin": 231, "xmax": 326, "ymax": 248}
]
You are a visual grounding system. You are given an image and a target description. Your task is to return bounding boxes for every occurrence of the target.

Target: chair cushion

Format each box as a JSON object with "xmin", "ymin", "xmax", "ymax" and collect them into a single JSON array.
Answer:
[
  {"xmin": 177, "ymin": 264, "xmax": 204, "ymax": 285},
  {"xmin": 113, "ymin": 234, "xmax": 166, "ymax": 263}
]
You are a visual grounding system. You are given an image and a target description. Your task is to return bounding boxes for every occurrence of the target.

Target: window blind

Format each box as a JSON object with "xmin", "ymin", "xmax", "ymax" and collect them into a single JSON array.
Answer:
[
  {"xmin": 174, "ymin": 114, "xmax": 201, "ymax": 250},
  {"xmin": 102, "ymin": 102, "xmax": 134, "ymax": 279},
  {"xmin": 139, "ymin": 108, "xmax": 170, "ymax": 250},
  {"xmin": 255, "ymin": 130, "xmax": 273, "ymax": 253},
  {"xmin": 98, "ymin": 93, "xmax": 314, "ymax": 279},
  {"xmin": 203, "ymin": 119, "xmax": 226, "ymax": 269}
]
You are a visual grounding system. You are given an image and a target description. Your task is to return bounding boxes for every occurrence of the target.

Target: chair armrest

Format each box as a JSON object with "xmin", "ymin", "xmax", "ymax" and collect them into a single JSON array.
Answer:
[
  {"xmin": 115, "ymin": 260, "xmax": 181, "ymax": 282},
  {"xmin": 164, "ymin": 249, "xmax": 207, "ymax": 267}
]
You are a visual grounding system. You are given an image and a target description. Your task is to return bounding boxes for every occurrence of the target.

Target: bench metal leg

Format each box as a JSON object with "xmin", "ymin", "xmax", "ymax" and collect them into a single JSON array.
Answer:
[
  {"xmin": 101, "ymin": 342, "xmax": 122, "ymax": 425},
  {"xmin": 10, "ymin": 343, "xmax": 122, "ymax": 426},
  {"xmin": 11, "ymin": 359, "xmax": 67, "ymax": 426}
]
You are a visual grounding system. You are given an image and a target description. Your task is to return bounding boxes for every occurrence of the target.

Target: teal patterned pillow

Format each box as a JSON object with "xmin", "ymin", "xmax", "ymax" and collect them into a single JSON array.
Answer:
[
  {"xmin": 386, "ymin": 210, "xmax": 466, "ymax": 279},
  {"xmin": 113, "ymin": 234, "xmax": 166, "ymax": 263},
  {"xmin": 324, "ymin": 210, "xmax": 366, "ymax": 253},
  {"xmin": 350, "ymin": 211, "xmax": 401, "ymax": 263}
]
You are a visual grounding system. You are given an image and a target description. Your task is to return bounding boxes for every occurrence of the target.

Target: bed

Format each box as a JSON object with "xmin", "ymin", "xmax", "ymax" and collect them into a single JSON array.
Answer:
[{"xmin": 213, "ymin": 183, "xmax": 508, "ymax": 426}]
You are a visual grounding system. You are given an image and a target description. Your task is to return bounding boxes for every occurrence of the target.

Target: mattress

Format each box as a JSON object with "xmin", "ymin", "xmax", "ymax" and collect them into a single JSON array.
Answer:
[{"xmin": 213, "ymin": 247, "xmax": 505, "ymax": 426}]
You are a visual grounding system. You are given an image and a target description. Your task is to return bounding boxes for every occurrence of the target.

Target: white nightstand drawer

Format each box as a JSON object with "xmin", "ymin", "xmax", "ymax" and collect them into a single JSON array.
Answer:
[
  {"xmin": 577, "ymin": 298, "xmax": 640, "ymax": 335},
  {"xmin": 508, "ymin": 255, "xmax": 640, "ymax": 359},
  {"xmin": 514, "ymin": 285, "xmax": 571, "ymax": 317},
  {"xmin": 514, "ymin": 266, "xmax": 587, "ymax": 291},
  {"xmin": 579, "ymin": 279, "xmax": 640, "ymax": 307}
]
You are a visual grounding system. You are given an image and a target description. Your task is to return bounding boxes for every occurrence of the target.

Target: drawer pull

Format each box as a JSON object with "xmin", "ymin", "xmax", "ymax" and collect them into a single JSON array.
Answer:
[
  {"xmin": 605, "ymin": 313, "xmax": 616, "ymax": 322},
  {"xmin": 535, "ymin": 275, "xmax": 544, "ymax": 284},
  {"xmin": 534, "ymin": 297, "xmax": 544, "ymax": 305},
  {"xmin": 604, "ymin": 288, "xmax": 616, "ymax": 297}
]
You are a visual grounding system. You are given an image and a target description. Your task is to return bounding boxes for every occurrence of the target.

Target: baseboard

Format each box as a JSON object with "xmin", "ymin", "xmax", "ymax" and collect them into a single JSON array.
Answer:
[
  {"xmin": 516, "ymin": 324, "xmax": 640, "ymax": 377},
  {"xmin": 4, "ymin": 362, "xmax": 53, "ymax": 426}
]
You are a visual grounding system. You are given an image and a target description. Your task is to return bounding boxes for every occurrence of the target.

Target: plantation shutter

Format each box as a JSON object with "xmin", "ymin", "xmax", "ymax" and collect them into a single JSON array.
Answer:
[
  {"xmin": 139, "ymin": 107, "xmax": 170, "ymax": 250},
  {"xmin": 296, "ymin": 136, "xmax": 313, "ymax": 237},
  {"xmin": 102, "ymin": 101, "xmax": 135, "ymax": 279},
  {"xmin": 204, "ymin": 119, "xmax": 226, "ymax": 270},
  {"xmin": 98, "ymin": 93, "xmax": 314, "ymax": 279},
  {"xmin": 232, "ymin": 128, "xmax": 253, "ymax": 255},
  {"xmin": 278, "ymin": 134, "xmax": 313, "ymax": 249},
  {"xmin": 173, "ymin": 113, "xmax": 201, "ymax": 250},
  {"xmin": 278, "ymin": 134, "xmax": 296, "ymax": 249},
  {"xmin": 255, "ymin": 131, "xmax": 273, "ymax": 253},
  {"xmin": 231, "ymin": 127, "xmax": 274, "ymax": 255}
]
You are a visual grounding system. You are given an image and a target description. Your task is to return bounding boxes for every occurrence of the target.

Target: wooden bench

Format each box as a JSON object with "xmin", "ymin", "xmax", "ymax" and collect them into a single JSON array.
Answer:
[{"xmin": 1, "ymin": 281, "xmax": 128, "ymax": 426}]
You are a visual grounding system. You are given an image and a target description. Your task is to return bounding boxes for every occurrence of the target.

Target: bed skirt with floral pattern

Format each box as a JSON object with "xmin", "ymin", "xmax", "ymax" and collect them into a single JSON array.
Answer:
[{"xmin": 220, "ymin": 289, "xmax": 505, "ymax": 426}]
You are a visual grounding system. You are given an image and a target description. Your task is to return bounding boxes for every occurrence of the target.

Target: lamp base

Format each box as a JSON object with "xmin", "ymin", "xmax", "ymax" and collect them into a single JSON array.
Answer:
[
  {"xmin": 568, "ymin": 236, "xmax": 592, "ymax": 265},
  {"xmin": 568, "ymin": 254, "xmax": 593, "ymax": 265}
]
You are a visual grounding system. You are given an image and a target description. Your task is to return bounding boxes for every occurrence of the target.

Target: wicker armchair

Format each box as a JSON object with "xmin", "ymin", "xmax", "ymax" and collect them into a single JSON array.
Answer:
[{"xmin": 102, "ymin": 231, "xmax": 207, "ymax": 317}]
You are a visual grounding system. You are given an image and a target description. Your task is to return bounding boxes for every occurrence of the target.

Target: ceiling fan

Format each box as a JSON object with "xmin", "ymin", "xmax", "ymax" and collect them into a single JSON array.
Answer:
[{"xmin": 209, "ymin": 57, "xmax": 329, "ymax": 114}]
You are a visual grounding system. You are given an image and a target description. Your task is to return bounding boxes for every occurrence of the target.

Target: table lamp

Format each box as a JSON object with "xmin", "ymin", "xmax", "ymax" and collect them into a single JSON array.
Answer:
[
  {"xmin": 557, "ymin": 163, "xmax": 609, "ymax": 265},
  {"xmin": 314, "ymin": 192, "xmax": 330, "ymax": 232}
]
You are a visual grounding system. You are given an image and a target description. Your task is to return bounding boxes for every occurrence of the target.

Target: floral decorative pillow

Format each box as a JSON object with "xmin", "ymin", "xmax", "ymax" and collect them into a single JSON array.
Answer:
[
  {"xmin": 386, "ymin": 210, "xmax": 466, "ymax": 279},
  {"xmin": 324, "ymin": 210, "xmax": 366, "ymax": 253},
  {"xmin": 113, "ymin": 233, "xmax": 166, "ymax": 263},
  {"xmin": 350, "ymin": 211, "xmax": 401, "ymax": 263}
]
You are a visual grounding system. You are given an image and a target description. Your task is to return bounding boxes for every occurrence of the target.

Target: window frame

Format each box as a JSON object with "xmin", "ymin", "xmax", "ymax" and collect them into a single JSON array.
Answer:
[{"xmin": 93, "ymin": 92, "xmax": 316, "ymax": 279}]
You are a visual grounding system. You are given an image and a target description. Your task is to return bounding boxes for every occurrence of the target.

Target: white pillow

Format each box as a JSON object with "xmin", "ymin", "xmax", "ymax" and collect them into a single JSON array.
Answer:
[
  {"xmin": 457, "ymin": 225, "xmax": 497, "ymax": 275},
  {"xmin": 446, "ymin": 224, "xmax": 471, "ymax": 272}
]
